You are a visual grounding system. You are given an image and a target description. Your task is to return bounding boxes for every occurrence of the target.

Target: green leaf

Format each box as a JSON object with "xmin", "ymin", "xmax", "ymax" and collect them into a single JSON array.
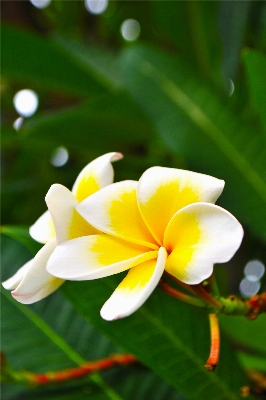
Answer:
[
  {"xmin": 1, "ymin": 235, "xmax": 187, "ymax": 400},
  {"xmin": 153, "ymin": 2, "xmax": 222, "ymax": 81},
  {"xmin": 53, "ymin": 36, "xmax": 122, "ymax": 90},
  {"xmin": 218, "ymin": 1, "xmax": 250, "ymax": 79},
  {"xmin": 62, "ymin": 276, "xmax": 248, "ymax": 400},
  {"xmin": 1, "ymin": 288, "xmax": 124, "ymax": 400},
  {"xmin": 220, "ymin": 314, "xmax": 266, "ymax": 355},
  {"xmin": 21, "ymin": 93, "xmax": 154, "ymax": 151},
  {"xmin": 1, "ymin": 225, "xmax": 42, "ymax": 254},
  {"xmin": 1, "ymin": 25, "xmax": 106, "ymax": 96},
  {"xmin": 119, "ymin": 45, "xmax": 266, "ymax": 243},
  {"xmin": 220, "ymin": 313, "xmax": 266, "ymax": 373},
  {"xmin": 242, "ymin": 49, "xmax": 266, "ymax": 136},
  {"xmin": 1, "ymin": 383, "xmax": 118, "ymax": 400},
  {"xmin": 1, "ymin": 234, "xmax": 120, "ymax": 399},
  {"xmin": 237, "ymin": 352, "xmax": 266, "ymax": 373}
]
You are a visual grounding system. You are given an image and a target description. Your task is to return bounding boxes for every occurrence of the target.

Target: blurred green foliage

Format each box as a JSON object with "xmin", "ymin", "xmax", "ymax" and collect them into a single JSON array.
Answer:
[{"xmin": 1, "ymin": 1, "xmax": 266, "ymax": 399}]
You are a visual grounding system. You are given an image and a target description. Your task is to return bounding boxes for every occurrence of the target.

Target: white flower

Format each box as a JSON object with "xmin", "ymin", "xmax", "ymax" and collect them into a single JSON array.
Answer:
[{"xmin": 2, "ymin": 152, "xmax": 123, "ymax": 304}]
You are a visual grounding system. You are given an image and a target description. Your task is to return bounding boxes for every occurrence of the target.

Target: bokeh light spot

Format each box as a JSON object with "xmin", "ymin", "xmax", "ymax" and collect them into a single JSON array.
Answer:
[
  {"xmin": 30, "ymin": 0, "xmax": 51, "ymax": 9},
  {"xmin": 228, "ymin": 79, "xmax": 235, "ymax": 96},
  {"xmin": 244, "ymin": 260, "xmax": 265, "ymax": 282},
  {"xmin": 85, "ymin": 0, "xmax": 108, "ymax": 15},
  {"xmin": 50, "ymin": 147, "xmax": 69, "ymax": 167},
  {"xmin": 13, "ymin": 89, "xmax": 38, "ymax": 117},
  {"xmin": 13, "ymin": 117, "xmax": 24, "ymax": 131},
  {"xmin": 121, "ymin": 19, "xmax": 141, "ymax": 42},
  {"xmin": 239, "ymin": 278, "xmax": 260, "ymax": 298}
]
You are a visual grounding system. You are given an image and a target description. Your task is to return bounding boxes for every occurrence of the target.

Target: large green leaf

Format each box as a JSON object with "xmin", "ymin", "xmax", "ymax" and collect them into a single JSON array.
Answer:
[
  {"xmin": 61, "ymin": 276, "xmax": 249, "ymax": 400},
  {"xmin": 1, "ymin": 234, "xmax": 186, "ymax": 400},
  {"xmin": 220, "ymin": 313, "xmax": 266, "ymax": 374},
  {"xmin": 0, "ymin": 236, "xmax": 122, "ymax": 400},
  {"xmin": 218, "ymin": 1, "xmax": 250, "ymax": 79},
  {"xmin": 53, "ymin": 36, "xmax": 122, "ymax": 90},
  {"xmin": 153, "ymin": 2, "xmax": 222, "ymax": 81},
  {"xmin": 242, "ymin": 49, "xmax": 266, "ymax": 137},
  {"xmin": 119, "ymin": 45, "xmax": 266, "ymax": 243},
  {"xmin": 1, "ymin": 25, "xmax": 106, "ymax": 96},
  {"xmin": 21, "ymin": 93, "xmax": 155, "ymax": 151},
  {"xmin": 1, "ymin": 225, "xmax": 42, "ymax": 254},
  {"xmin": 220, "ymin": 314, "xmax": 266, "ymax": 355},
  {"xmin": 237, "ymin": 353, "xmax": 266, "ymax": 373}
]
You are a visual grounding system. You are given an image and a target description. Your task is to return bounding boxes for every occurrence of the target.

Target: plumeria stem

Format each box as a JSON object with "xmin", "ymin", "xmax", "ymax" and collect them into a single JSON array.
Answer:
[
  {"xmin": 164, "ymin": 272, "xmax": 196, "ymax": 294},
  {"xmin": 1, "ymin": 353, "xmax": 137, "ymax": 387},
  {"xmin": 204, "ymin": 313, "xmax": 220, "ymax": 372},
  {"xmin": 246, "ymin": 293, "xmax": 266, "ymax": 319},
  {"xmin": 189, "ymin": 284, "xmax": 266, "ymax": 318},
  {"xmin": 207, "ymin": 274, "xmax": 220, "ymax": 297},
  {"xmin": 190, "ymin": 284, "xmax": 224, "ymax": 310},
  {"xmin": 164, "ymin": 274, "xmax": 266, "ymax": 319},
  {"xmin": 160, "ymin": 280, "xmax": 206, "ymax": 307}
]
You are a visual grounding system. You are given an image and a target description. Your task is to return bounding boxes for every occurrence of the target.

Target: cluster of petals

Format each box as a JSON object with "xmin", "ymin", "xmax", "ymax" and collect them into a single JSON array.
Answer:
[
  {"xmin": 46, "ymin": 166, "xmax": 244, "ymax": 321},
  {"xmin": 2, "ymin": 152, "xmax": 123, "ymax": 304}
]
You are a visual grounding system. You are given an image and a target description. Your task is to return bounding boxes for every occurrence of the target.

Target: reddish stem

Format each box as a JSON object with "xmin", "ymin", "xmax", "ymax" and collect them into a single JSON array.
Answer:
[
  {"xmin": 23, "ymin": 354, "xmax": 137, "ymax": 385},
  {"xmin": 190, "ymin": 284, "xmax": 223, "ymax": 310},
  {"xmin": 204, "ymin": 313, "xmax": 220, "ymax": 372},
  {"xmin": 160, "ymin": 280, "xmax": 206, "ymax": 307},
  {"xmin": 164, "ymin": 272, "xmax": 196, "ymax": 294},
  {"xmin": 247, "ymin": 293, "xmax": 266, "ymax": 319}
]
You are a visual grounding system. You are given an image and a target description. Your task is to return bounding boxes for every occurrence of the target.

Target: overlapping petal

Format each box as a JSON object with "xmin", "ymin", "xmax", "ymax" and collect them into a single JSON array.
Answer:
[
  {"xmin": 164, "ymin": 203, "xmax": 243, "ymax": 284},
  {"xmin": 2, "ymin": 261, "xmax": 33, "ymax": 290},
  {"xmin": 29, "ymin": 210, "xmax": 55, "ymax": 244},
  {"xmin": 47, "ymin": 235, "xmax": 158, "ymax": 280},
  {"xmin": 100, "ymin": 247, "xmax": 167, "ymax": 320},
  {"xmin": 77, "ymin": 181, "xmax": 158, "ymax": 249},
  {"xmin": 3, "ymin": 152, "xmax": 124, "ymax": 305},
  {"xmin": 137, "ymin": 167, "xmax": 225, "ymax": 245},
  {"xmin": 72, "ymin": 152, "xmax": 123, "ymax": 202},
  {"xmin": 45, "ymin": 184, "xmax": 98, "ymax": 244},
  {"xmin": 29, "ymin": 152, "xmax": 122, "ymax": 245},
  {"xmin": 9, "ymin": 240, "xmax": 64, "ymax": 304}
]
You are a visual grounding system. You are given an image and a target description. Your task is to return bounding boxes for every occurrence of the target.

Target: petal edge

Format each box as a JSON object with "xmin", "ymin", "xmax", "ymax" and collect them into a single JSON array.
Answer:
[{"xmin": 100, "ymin": 247, "xmax": 167, "ymax": 320}]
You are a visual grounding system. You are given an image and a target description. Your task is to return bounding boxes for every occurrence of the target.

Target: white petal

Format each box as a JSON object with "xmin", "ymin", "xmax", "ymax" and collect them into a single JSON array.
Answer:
[
  {"xmin": 46, "ymin": 234, "xmax": 158, "ymax": 280},
  {"xmin": 100, "ymin": 247, "xmax": 167, "ymax": 320},
  {"xmin": 137, "ymin": 166, "xmax": 225, "ymax": 245},
  {"xmin": 2, "ymin": 260, "xmax": 33, "ymax": 290},
  {"xmin": 29, "ymin": 210, "xmax": 55, "ymax": 244},
  {"xmin": 77, "ymin": 181, "xmax": 158, "ymax": 249},
  {"xmin": 11, "ymin": 240, "xmax": 64, "ymax": 304},
  {"xmin": 164, "ymin": 203, "xmax": 244, "ymax": 284},
  {"xmin": 45, "ymin": 184, "xmax": 97, "ymax": 244},
  {"xmin": 72, "ymin": 152, "xmax": 123, "ymax": 202}
]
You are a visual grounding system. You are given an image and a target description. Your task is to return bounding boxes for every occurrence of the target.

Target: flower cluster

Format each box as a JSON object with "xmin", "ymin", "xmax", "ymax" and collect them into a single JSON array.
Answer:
[{"xmin": 2, "ymin": 153, "xmax": 243, "ymax": 320}]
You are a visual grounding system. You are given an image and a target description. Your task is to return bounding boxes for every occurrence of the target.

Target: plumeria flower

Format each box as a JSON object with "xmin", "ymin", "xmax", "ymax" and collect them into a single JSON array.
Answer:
[
  {"xmin": 2, "ymin": 152, "xmax": 123, "ymax": 304},
  {"xmin": 47, "ymin": 167, "xmax": 243, "ymax": 320}
]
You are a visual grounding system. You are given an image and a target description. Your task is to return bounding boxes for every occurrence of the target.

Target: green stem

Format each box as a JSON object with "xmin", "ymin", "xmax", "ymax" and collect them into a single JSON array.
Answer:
[
  {"xmin": 190, "ymin": 284, "xmax": 224, "ymax": 310},
  {"xmin": 164, "ymin": 275, "xmax": 266, "ymax": 318},
  {"xmin": 190, "ymin": 285, "xmax": 266, "ymax": 319},
  {"xmin": 207, "ymin": 274, "xmax": 220, "ymax": 297}
]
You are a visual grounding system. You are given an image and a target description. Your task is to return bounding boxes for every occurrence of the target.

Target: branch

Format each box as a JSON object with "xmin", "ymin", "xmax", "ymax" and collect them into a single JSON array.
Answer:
[{"xmin": 1, "ymin": 352, "xmax": 137, "ymax": 387}]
